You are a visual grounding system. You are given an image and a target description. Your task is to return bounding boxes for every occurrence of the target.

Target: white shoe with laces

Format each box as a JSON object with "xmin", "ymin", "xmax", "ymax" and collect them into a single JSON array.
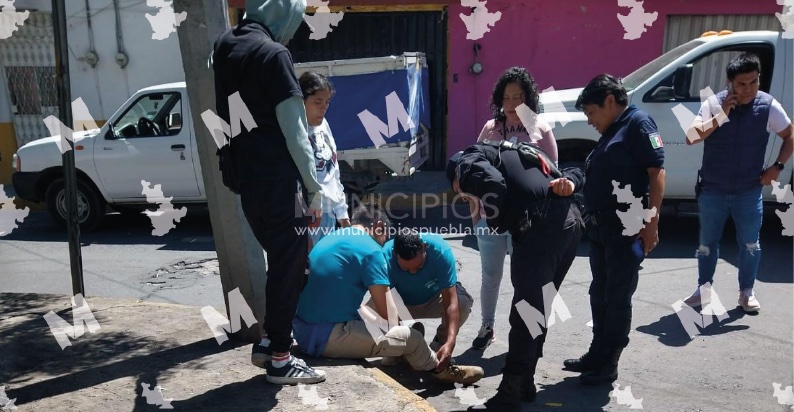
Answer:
[
  {"xmin": 738, "ymin": 289, "xmax": 760, "ymax": 313},
  {"xmin": 266, "ymin": 355, "xmax": 326, "ymax": 385}
]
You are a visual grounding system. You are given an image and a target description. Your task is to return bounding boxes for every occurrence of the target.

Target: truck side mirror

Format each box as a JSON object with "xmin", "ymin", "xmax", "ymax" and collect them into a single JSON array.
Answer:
[
  {"xmin": 167, "ymin": 112, "xmax": 182, "ymax": 129},
  {"xmin": 105, "ymin": 125, "xmax": 117, "ymax": 140},
  {"xmin": 673, "ymin": 64, "xmax": 693, "ymax": 99}
]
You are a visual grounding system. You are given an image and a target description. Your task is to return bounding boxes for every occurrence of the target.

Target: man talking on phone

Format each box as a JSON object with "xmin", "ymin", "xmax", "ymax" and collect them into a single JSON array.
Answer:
[{"xmin": 684, "ymin": 53, "xmax": 793, "ymax": 313}]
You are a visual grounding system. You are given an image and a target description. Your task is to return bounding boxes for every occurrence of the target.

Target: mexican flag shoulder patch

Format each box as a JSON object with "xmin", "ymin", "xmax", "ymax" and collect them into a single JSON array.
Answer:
[{"xmin": 649, "ymin": 132, "xmax": 663, "ymax": 149}]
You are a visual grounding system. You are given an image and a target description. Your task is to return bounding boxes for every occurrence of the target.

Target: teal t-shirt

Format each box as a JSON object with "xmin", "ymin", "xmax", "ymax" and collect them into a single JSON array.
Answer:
[
  {"xmin": 384, "ymin": 233, "xmax": 457, "ymax": 306},
  {"xmin": 294, "ymin": 227, "xmax": 390, "ymax": 355}
]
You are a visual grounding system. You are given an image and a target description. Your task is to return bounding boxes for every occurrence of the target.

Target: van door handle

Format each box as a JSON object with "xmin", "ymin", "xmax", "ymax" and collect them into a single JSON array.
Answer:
[{"xmin": 171, "ymin": 144, "xmax": 185, "ymax": 151}]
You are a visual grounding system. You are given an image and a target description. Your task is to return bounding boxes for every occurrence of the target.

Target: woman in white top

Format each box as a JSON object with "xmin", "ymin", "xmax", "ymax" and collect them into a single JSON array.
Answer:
[
  {"xmin": 468, "ymin": 67, "xmax": 559, "ymax": 350},
  {"xmin": 299, "ymin": 72, "xmax": 350, "ymax": 246}
]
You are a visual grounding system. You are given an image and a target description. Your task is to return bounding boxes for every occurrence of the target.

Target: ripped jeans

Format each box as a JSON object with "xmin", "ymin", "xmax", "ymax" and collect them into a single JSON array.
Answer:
[{"xmin": 696, "ymin": 188, "xmax": 763, "ymax": 291}]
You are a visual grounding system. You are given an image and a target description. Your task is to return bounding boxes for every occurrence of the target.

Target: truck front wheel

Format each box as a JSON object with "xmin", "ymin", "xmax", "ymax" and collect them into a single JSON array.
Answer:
[{"xmin": 45, "ymin": 178, "xmax": 104, "ymax": 232}]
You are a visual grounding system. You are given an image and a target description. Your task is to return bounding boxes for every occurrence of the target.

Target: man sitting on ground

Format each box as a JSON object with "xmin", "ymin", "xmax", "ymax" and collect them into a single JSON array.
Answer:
[{"xmin": 292, "ymin": 204, "xmax": 484, "ymax": 384}]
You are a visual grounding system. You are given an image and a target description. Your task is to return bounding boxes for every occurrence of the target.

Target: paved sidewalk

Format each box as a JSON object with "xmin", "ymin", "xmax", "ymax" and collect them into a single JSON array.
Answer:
[{"xmin": 0, "ymin": 293, "xmax": 435, "ymax": 412}]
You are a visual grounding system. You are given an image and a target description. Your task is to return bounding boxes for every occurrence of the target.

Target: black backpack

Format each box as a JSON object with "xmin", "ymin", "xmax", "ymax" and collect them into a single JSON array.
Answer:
[{"xmin": 480, "ymin": 139, "xmax": 562, "ymax": 178}]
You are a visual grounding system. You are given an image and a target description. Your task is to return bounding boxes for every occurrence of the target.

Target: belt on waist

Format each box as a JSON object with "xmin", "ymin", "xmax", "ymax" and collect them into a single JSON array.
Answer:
[{"xmin": 587, "ymin": 209, "xmax": 621, "ymax": 226}]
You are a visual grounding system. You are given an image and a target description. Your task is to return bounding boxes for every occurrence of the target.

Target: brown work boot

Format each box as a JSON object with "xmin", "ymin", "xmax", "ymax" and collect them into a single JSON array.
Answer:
[{"xmin": 433, "ymin": 364, "xmax": 484, "ymax": 384}]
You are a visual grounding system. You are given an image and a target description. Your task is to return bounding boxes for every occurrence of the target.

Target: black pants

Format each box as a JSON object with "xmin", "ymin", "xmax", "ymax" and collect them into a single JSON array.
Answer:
[
  {"xmin": 240, "ymin": 178, "xmax": 308, "ymax": 353},
  {"xmin": 587, "ymin": 211, "xmax": 643, "ymax": 349},
  {"xmin": 503, "ymin": 200, "xmax": 584, "ymax": 376}
]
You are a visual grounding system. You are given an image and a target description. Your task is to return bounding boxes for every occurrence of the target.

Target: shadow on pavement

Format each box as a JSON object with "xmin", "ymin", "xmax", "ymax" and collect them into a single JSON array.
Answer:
[
  {"xmin": 533, "ymin": 375, "xmax": 612, "ymax": 412},
  {"xmin": 0, "ymin": 293, "xmax": 252, "ymax": 408},
  {"xmin": 635, "ymin": 307, "xmax": 748, "ymax": 347},
  {"xmin": 3, "ymin": 210, "xmax": 216, "ymax": 252},
  {"xmin": 138, "ymin": 376, "xmax": 278, "ymax": 412},
  {"xmin": 0, "ymin": 293, "xmax": 65, "ymax": 319},
  {"xmin": 444, "ymin": 376, "xmax": 612, "ymax": 412}
]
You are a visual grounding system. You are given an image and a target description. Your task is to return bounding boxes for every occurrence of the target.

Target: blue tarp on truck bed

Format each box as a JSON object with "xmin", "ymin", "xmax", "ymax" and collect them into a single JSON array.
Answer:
[{"xmin": 322, "ymin": 65, "xmax": 431, "ymax": 151}]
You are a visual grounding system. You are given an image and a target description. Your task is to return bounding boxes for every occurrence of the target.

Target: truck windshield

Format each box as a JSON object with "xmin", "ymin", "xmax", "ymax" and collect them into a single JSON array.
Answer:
[{"xmin": 622, "ymin": 40, "xmax": 704, "ymax": 91}]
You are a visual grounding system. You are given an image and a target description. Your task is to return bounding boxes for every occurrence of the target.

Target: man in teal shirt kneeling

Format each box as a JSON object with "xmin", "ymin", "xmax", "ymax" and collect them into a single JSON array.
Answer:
[
  {"xmin": 381, "ymin": 229, "xmax": 475, "ymax": 368},
  {"xmin": 293, "ymin": 205, "xmax": 483, "ymax": 384}
]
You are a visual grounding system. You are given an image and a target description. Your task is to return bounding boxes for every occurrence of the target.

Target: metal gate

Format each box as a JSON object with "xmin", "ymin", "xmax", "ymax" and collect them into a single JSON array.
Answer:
[
  {"xmin": 0, "ymin": 12, "xmax": 58, "ymax": 148},
  {"xmin": 288, "ymin": 10, "xmax": 448, "ymax": 170}
]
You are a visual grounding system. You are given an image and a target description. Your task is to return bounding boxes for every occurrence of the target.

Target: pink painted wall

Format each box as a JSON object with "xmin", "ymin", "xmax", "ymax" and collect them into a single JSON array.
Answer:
[{"xmin": 445, "ymin": 0, "xmax": 784, "ymax": 159}]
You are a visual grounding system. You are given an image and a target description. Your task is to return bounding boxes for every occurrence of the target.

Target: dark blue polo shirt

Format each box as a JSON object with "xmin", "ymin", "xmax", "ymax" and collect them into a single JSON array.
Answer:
[{"xmin": 583, "ymin": 105, "xmax": 665, "ymax": 212}]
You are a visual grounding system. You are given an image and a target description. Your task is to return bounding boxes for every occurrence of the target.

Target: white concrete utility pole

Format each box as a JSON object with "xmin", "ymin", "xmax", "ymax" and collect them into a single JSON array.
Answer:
[{"xmin": 173, "ymin": 0, "xmax": 266, "ymax": 343}]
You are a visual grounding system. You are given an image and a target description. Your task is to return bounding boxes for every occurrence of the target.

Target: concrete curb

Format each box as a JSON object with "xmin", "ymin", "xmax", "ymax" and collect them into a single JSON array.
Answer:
[{"xmin": 363, "ymin": 362, "xmax": 437, "ymax": 412}]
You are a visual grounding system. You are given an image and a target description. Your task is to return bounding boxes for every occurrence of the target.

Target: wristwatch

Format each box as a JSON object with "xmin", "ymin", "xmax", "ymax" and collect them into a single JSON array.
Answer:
[{"xmin": 773, "ymin": 161, "xmax": 785, "ymax": 170}]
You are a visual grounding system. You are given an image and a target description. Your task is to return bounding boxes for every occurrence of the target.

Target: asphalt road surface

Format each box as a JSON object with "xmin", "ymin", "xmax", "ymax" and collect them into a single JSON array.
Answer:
[{"xmin": 1, "ymin": 205, "xmax": 792, "ymax": 411}]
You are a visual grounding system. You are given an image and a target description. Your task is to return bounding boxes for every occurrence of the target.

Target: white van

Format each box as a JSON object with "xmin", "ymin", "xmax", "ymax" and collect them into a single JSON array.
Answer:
[{"xmin": 541, "ymin": 30, "xmax": 792, "ymax": 204}]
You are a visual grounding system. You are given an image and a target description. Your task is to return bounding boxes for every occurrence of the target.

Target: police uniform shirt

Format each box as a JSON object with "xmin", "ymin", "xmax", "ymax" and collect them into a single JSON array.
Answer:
[{"xmin": 584, "ymin": 105, "xmax": 665, "ymax": 213}]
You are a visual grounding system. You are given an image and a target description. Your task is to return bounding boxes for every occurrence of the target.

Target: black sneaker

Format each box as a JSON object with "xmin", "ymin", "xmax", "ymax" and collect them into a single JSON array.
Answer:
[
  {"xmin": 251, "ymin": 343, "xmax": 273, "ymax": 369},
  {"xmin": 472, "ymin": 324, "xmax": 494, "ymax": 350},
  {"xmin": 266, "ymin": 356, "xmax": 327, "ymax": 385}
]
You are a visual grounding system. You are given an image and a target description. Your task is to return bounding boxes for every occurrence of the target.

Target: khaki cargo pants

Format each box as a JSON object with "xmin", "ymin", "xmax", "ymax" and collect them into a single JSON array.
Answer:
[
  {"xmin": 321, "ymin": 321, "xmax": 438, "ymax": 371},
  {"xmin": 362, "ymin": 282, "xmax": 474, "ymax": 343},
  {"xmin": 402, "ymin": 282, "xmax": 474, "ymax": 343}
]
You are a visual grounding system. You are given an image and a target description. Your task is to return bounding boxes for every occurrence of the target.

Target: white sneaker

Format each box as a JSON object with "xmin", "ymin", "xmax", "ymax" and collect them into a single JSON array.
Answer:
[{"xmin": 738, "ymin": 289, "xmax": 760, "ymax": 313}]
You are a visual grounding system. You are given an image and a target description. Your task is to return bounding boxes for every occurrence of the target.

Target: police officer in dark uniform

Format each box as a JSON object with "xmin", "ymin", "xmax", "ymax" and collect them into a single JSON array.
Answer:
[
  {"xmin": 447, "ymin": 140, "xmax": 585, "ymax": 410},
  {"xmin": 564, "ymin": 74, "xmax": 665, "ymax": 385}
]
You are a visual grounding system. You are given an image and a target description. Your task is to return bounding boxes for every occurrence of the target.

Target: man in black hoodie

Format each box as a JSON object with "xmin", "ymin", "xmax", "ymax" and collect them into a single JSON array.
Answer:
[
  {"xmin": 447, "ymin": 140, "xmax": 585, "ymax": 410},
  {"xmin": 212, "ymin": 0, "xmax": 325, "ymax": 385}
]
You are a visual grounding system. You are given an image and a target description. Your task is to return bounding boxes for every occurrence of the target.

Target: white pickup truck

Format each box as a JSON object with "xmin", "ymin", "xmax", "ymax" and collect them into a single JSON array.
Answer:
[
  {"xmin": 11, "ymin": 53, "xmax": 430, "ymax": 231},
  {"xmin": 12, "ymin": 32, "xmax": 793, "ymax": 230},
  {"xmin": 541, "ymin": 30, "xmax": 793, "ymax": 205}
]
